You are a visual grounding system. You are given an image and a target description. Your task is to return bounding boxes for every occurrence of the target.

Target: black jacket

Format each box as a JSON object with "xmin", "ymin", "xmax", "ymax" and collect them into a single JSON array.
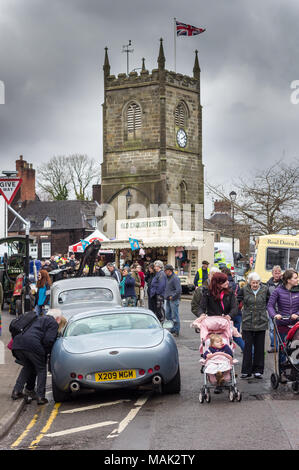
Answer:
[
  {"xmin": 12, "ymin": 315, "xmax": 59, "ymax": 357},
  {"xmin": 238, "ymin": 284, "xmax": 270, "ymax": 331},
  {"xmin": 198, "ymin": 289, "xmax": 238, "ymax": 319}
]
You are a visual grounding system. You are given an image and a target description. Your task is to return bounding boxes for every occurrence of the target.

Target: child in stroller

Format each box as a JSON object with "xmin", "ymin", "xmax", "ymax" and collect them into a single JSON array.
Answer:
[{"xmin": 192, "ymin": 315, "xmax": 242, "ymax": 403}]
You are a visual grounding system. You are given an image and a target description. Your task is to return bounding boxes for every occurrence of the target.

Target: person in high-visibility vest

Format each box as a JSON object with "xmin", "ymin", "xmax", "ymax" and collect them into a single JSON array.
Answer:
[{"xmin": 193, "ymin": 261, "xmax": 210, "ymax": 288}]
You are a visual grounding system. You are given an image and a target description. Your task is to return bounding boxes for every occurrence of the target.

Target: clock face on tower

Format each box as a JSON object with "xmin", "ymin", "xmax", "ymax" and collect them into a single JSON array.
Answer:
[{"xmin": 176, "ymin": 128, "xmax": 187, "ymax": 148}]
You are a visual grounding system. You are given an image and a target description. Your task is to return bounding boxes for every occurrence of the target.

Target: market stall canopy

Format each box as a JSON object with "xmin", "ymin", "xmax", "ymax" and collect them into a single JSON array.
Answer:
[
  {"xmin": 99, "ymin": 217, "xmax": 205, "ymax": 250},
  {"xmin": 68, "ymin": 229, "xmax": 110, "ymax": 253}
]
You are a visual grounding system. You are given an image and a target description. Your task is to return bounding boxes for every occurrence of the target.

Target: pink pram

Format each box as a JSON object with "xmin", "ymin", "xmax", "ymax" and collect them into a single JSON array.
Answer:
[{"xmin": 192, "ymin": 315, "xmax": 242, "ymax": 403}]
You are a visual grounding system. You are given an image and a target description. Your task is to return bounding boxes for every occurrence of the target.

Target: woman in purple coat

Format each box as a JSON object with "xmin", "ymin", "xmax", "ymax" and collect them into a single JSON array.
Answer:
[{"xmin": 267, "ymin": 269, "xmax": 299, "ymax": 381}]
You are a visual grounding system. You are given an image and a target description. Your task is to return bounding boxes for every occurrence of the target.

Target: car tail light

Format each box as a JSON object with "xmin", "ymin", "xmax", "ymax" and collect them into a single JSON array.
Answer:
[
  {"xmin": 148, "ymin": 368, "xmax": 153, "ymax": 374},
  {"xmin": 139, "ymin": 369, "xmax": 145, "ymax": 376},
  {"xmin": 70, "ymin": 372, "xmax": 76, "ymax": 378},
  {"xmin": 77, "ymin": 374, "xmax": 83, "ymax": 380},
  {"xmin": 154, "ymin": 365, "xmax": 160, "ymax": 371}
]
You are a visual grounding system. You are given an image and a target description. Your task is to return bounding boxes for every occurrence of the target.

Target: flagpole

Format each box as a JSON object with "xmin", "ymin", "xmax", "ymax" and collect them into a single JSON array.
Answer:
[{"xmin": 174, "ymin": 17, "xmax": 177, "ymax": 72}]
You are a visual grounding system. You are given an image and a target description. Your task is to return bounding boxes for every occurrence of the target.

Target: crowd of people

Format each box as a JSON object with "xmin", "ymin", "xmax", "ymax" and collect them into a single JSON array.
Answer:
[
  {"xmin": 9, "ymin": 251, "xmax": 299, "ymax": 404},
  {"xmin": 106, "ymin": 260, "xmax": 182, "ymax": 337},
  {"xmin": 191, "ymin": 261, "xmax": 299, "ymax": 383}
]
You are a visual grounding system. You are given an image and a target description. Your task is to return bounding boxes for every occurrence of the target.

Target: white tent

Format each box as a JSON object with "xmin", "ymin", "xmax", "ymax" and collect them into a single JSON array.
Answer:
[{"xmin": 68, "ymin": 229, "xmax": 110, "ymax": 253}]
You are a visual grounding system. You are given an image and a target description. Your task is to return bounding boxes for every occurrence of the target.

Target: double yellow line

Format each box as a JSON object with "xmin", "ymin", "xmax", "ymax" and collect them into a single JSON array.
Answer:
[{"xmin": 11, "ymin": 403, "xmax": 61, "ymax": 450}]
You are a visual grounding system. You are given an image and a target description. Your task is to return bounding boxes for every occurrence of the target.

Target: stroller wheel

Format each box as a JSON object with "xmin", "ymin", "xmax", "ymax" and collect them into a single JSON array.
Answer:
[
  {"xmin": 291, "ymin": 382, "xmax": 299, "ymax": 394},
  {"xmin": 229, "ymin": 390, "xmax": 235, "ymax": 402},
  {"xmin": 205, "ymin": 391, "xmax": 211, "ymax": 403},
  {"xmin": 236, "ymin": 391, "xmax": 242, "ymax": 402},
  {"xmin": 199, "ymin": 391, "xmax": 204, "ymax": 404},
  {"xmin": 270, "ymin": 373, "xmax": 280, "ymax": 390}
]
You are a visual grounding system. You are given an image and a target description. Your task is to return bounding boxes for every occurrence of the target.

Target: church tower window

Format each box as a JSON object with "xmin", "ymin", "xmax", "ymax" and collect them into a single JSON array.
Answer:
[
  {"xmin": 179, "ymin": 181, "xmax": 187, "ymax": 204},
  {"xmin": 175, "ymin": 102, "xmax": 188, "ymax": 128},
  {"xmin": 126, "ymin": 102, "xmax": 142, "ymax": 140}
]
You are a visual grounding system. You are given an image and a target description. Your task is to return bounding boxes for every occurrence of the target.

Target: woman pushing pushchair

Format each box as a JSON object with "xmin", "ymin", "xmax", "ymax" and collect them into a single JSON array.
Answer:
[
  {"xmin": 267, "ymin": 269, "xmax": 299, "ymax": 389},
  {"xmin": 192, "ymin": 272, "xmax": 242, "ymax": 402}
]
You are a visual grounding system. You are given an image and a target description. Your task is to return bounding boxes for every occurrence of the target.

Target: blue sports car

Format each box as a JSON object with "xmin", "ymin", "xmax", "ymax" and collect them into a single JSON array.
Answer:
[{"xmin": 50, "ymin": 307, "xmax": 180, "ymax": 402}]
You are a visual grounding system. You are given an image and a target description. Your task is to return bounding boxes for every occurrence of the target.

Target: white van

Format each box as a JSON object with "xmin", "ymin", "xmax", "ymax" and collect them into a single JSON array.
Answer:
[{"xmin": 254, "ymin": 234, "xmax": 299, "ymax": 283}]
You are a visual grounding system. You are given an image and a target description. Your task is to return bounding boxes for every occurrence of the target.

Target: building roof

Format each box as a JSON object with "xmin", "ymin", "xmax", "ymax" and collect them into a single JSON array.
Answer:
[{"xmin": 8, "ymin": 200, "xmax": 98, "ymax": 232}]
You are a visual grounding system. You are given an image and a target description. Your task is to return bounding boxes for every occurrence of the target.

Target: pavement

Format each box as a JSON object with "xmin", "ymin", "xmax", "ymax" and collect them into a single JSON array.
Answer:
[{"xmin": 0, "ymin": 308, "xmax": 24, "ymax": 439}]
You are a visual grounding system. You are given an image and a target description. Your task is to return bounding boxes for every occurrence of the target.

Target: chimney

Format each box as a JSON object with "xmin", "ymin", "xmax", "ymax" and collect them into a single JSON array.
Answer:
[
  {"xmin": 15, "ymin": 155, "xmax": 36, "ymax": 202},
  {"xmin": 213, "ymin": 199, "xmax": 231, "ymax": 214},
  {"xmin": 92, "ymin": 184, "xmax": 101, "ymax": 204}
]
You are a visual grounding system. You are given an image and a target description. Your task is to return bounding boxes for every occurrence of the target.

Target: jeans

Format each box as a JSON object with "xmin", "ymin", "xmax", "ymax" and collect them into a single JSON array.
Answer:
[
  {"xmin": 233, "ymin": 313, "xmax": 242, "ymax": 333},
  {"xmin": 165, "ymin": 299, "xmax": 180, "ymax": 334},
  {"xmin": 233, "ymin": 335, "xmax": 245, "ymax": 352},
  {"xmin": 35, "ymin": 305, "xmax": 45, "ymax": 316},
  {"xmin": 268, "ymin": 315, "xmax": 278, "ymax": 349},
  {"xmin": 13, "ymin": 350, "xmax": 47, "ymax": 398}
]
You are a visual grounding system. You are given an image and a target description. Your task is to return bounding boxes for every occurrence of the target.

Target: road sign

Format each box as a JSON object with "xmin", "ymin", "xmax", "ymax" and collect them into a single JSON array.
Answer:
[{"xmin": 0, "ymin": 178, "xmax": 22, "ymax": 204}]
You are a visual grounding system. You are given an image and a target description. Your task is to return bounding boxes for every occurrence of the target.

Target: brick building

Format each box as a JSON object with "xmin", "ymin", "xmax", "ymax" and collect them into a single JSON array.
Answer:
[
  {"xmin": 8, "ymin": 156, "xmax": 98, "ymax": 258},
  {"xmin": 205, "ymin": 200, "xmax": 250, "ymax": 258},
  {"xmin": 101, "ymin": 40, "xmax": 204, "ymax": 235}
]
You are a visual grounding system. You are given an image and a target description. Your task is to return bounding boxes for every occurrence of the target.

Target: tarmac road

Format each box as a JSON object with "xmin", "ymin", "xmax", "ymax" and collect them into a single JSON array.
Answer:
[{"xmin": 0, "ymin": 299, "xmax": 298, "ymax": 451}]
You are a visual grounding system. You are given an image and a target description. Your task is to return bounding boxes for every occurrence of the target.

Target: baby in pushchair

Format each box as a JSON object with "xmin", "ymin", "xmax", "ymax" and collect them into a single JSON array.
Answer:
[{"xmin": 192, "ymin": 315, "xmax": 242, "ymax": 403}]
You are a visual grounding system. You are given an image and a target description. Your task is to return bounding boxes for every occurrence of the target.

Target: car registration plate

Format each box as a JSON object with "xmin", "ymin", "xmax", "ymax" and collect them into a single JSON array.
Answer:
[{"xmin": 95, "ymin": 369, "xmax": 136, "ymax": 382}]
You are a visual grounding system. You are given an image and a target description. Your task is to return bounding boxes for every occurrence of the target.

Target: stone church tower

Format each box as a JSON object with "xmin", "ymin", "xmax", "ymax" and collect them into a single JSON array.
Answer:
[{"xmin": 101, "ymin": 39, "xmax": 204, "ymax": 231}]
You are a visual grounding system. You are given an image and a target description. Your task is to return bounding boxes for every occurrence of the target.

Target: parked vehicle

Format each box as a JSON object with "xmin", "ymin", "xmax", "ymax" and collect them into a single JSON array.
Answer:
[
  {"xmin": 254, "ymin": 234, "xmax": 299, "ymax": 282},
  {"xmin": 50, "ymin": 307, "xmax": 180, "ymax": 402},
  {"xmin": 50, "ymin": 277, "xmax": 122, "ymax": 319}
]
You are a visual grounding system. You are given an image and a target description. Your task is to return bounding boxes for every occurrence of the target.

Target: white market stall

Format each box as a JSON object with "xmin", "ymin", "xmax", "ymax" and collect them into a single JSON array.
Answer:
[
  {"xmin": 99, "ymin": 216, "xmax": 214, "ymax": 289},
  {"xmin": 68, "ymin": 229, "xmax": 110, "ymax": 253}
]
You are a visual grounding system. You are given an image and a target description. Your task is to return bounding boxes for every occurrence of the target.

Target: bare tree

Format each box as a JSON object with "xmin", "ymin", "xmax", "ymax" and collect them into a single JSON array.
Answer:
[
  {"xmin": 67, "ymin": 154, "xmax": 101, "ymax": 201},
  {"xmin": 37, "ymin": 155, "xmax": 70, "ymax": 200},
  {"xmin": 37, "ymin": 154, "xmax": 101, "ymax": 201},
  {"xmin": 206, "ymin": 159, "xmax": 299, "ymax": 236}
]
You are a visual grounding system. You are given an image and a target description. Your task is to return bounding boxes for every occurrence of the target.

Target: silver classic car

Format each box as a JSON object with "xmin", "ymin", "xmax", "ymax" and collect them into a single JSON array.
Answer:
[
  {"xmin": 50, "ymin": 276, "xmax": 122, "ymax": 319},
  {"xmin": 50, "ymin": 307, "xmax": 180, "ymax": 402}
]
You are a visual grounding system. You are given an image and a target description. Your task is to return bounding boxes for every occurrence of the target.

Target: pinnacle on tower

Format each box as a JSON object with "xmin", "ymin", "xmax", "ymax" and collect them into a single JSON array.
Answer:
[
  {"xmin": 193, "ymin": 49, "xmax": 200, "ymax": 79},
  {"xmin": 158, "ymin": 38, "xmax": 165, "ymax": 70},
  {"xmin": 103, "ymin": 47, "xmax": 110, "ymax": 78},
  {"xmin": 142, "ymin": 57, "xmax": 146, "ymax": 72}
]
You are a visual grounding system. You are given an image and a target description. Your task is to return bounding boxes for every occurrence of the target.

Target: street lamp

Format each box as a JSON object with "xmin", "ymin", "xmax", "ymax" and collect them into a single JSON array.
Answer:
[
  {"xmin": 229, "ymin": 191, "xmax": 237, "ymax": 266},
  {"xmin": 126, "ymin": 189, "xmax": 132, "ymax": 219}
]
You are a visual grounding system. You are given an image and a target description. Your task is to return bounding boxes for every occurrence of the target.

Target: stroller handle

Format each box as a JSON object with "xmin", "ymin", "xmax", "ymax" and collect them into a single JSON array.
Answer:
[{"xmin": 273, "ymin": 315, "xmax": 299, "ymax": 324}]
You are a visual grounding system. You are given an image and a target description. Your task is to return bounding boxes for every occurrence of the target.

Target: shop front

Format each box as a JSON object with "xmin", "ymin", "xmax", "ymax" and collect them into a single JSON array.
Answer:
[{"xmin": 99, "ymin": 217, "xmax": 214, "ymax": 290}]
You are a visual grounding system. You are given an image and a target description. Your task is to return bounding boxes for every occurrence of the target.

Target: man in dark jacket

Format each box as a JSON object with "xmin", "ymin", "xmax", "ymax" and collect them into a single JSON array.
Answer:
[
  {"xmin": 150, "ymin": 260, "xmax": 167, "ymax": 322},
  {"xmin": 107, "ymin": 262, "xmax": 121, "ymax": 283},
  {"xmin": 164, "ymin": 265, "xmax": 182, "ymax": 336},
  {"xmin": 122, "ymin": 267, "xmax": 137, "ymax": 307},
  {"xmin": 12, "ymin": 314, "xmax": 59, "ymax": 404}
]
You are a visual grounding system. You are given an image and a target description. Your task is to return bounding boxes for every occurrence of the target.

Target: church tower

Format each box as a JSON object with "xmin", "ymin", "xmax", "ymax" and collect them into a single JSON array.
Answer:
[{"xmin": 101, "ymin": 40, "xmax": 204, "ymax": 230}]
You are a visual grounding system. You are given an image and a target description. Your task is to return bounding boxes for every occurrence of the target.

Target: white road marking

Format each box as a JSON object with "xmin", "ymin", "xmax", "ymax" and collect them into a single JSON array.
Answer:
[
  {"xmin": 44, "ymin": 421, "xmax": 118, "ymax": 438},
  {"xmin": 106, "ymin": 394, "xmax": 149, "ymax": 439},
  {"xmin": 60, "ymin": 399, "xmax": 131, "ymax": 414}
]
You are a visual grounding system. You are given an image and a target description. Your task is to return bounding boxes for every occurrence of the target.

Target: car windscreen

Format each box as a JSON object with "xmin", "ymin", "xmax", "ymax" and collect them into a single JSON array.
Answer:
[
  {"xmin": 58, "ymin": 288, "xmax": 113, "ymax": 306},
  {"xmin": 65, "ymin": 313, "xmax": 160, "ymax": 336}
]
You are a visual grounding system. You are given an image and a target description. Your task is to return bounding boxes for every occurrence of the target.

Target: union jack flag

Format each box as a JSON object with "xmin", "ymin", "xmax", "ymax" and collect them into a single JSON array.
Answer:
[{"xmin": 176, "ymin": 21, "xmax": 206, "ymax": 37}]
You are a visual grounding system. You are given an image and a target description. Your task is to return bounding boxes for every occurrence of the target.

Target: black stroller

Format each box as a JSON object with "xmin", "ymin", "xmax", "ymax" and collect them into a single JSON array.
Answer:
[{"xmin": 270, "ymin": 317, "xmax": 299, "ymax": 394}]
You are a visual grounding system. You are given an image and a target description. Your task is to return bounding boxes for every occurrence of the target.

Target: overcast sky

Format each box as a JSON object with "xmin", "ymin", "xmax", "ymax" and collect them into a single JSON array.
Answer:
[{"xmin": 0, "ymin": 0, "xmax": 299, "ymax": 216}]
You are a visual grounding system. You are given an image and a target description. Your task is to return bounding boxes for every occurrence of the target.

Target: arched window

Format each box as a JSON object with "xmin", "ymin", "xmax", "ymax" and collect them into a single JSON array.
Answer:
[
  {"xmin": 175, "ymin": 102, "xmax": 188, "ymax": 128},
  {"xmin": 179, "ymin": 181, "xmax": 187, "ymax": 204},
  {"xmin": 126, "ymin": 102, "xmax": 142, "ymax": 139}
]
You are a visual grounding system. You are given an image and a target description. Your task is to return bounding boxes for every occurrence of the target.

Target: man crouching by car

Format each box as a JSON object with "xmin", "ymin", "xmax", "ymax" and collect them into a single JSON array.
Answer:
[{"xmin": 11, "ymin": 313, "xmax": 59, "ymax": 405}]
